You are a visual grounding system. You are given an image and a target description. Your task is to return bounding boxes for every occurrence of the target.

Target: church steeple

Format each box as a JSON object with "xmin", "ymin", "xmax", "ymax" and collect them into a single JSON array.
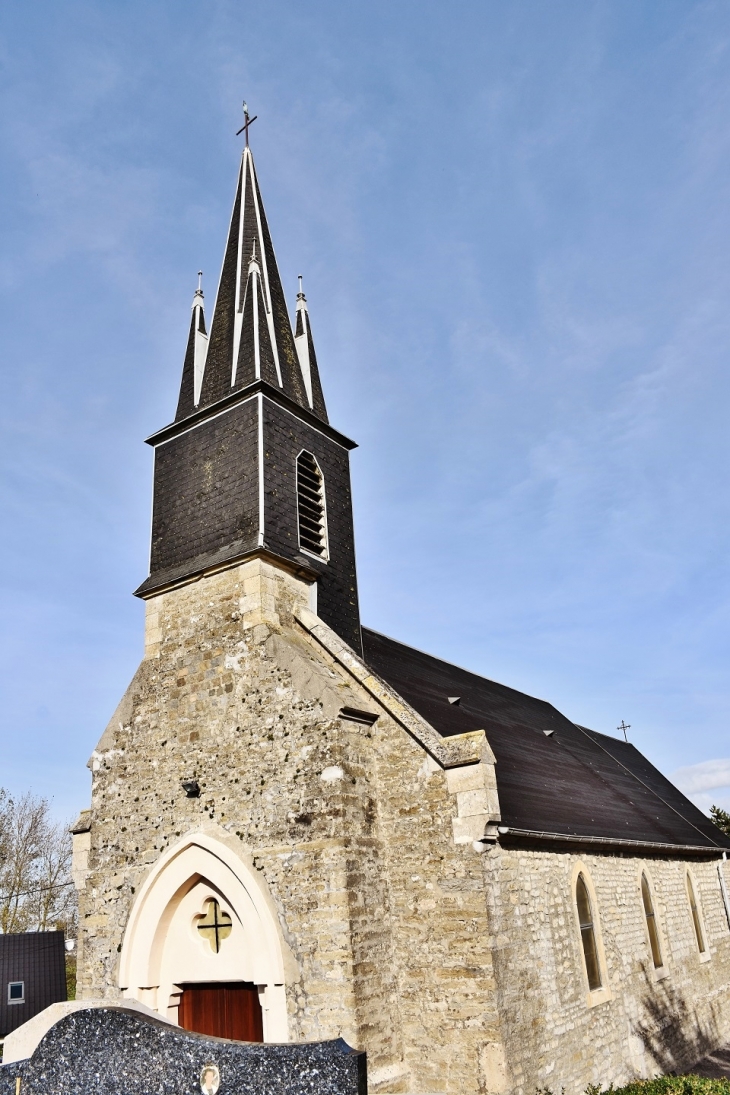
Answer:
[
  {"xmin": 178, "ymin": 146, "xmax": 314, "ymax": 421},
  {"xmin": 137, "ymin": 132, "xmax": 362, "ymax": 654}
]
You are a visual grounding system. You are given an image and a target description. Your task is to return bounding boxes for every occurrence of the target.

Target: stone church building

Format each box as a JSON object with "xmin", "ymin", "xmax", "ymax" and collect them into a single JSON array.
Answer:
[{"xmin": 72, "ymin": 136, "xmax": 730, "ymax": 1094}]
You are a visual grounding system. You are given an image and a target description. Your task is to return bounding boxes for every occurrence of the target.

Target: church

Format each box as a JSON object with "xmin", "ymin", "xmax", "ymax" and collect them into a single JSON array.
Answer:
[{"xmin": 72, "ymin": 126, "xmax": 730, "ymax": 1095}]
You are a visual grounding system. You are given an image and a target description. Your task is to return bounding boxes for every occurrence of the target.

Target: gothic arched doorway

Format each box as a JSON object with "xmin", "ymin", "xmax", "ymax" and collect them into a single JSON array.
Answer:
[{"xmin": 118, "ymin": 833, "xmax": 288, "ymax": 1042}]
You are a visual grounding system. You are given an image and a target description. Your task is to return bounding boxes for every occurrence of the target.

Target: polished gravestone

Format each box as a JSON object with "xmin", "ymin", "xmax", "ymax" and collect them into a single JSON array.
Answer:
[{"xmin": 0, "ymin": 1006, "xmax": 367, "ymax": 1094}]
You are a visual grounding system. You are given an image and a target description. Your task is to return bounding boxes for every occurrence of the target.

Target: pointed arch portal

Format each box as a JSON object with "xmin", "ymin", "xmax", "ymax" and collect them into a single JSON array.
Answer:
[{"xmin": 118, "ymin": 833, "xmax": 288, "ymax": 1042}]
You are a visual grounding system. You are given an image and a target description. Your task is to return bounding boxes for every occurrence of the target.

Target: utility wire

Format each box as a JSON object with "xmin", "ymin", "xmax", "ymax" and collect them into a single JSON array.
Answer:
[{"xmin": 0, "ymin": 879, "xmax": 74, "ymax": 900}]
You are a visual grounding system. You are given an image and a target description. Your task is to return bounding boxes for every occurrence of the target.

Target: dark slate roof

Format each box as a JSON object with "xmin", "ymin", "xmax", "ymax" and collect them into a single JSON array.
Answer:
[
  {"xmin": 0, "ymin": 931, "xmax": 67, "ymax": 1036},
  {"xmin": 361, "ymin": 627, "xmax": 730, "ymax": 851}
]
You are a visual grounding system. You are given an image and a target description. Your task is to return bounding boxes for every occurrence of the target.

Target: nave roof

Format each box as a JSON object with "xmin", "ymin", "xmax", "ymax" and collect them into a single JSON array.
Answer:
[{"xmin": 361, "ymin": 627, "xmax": 730, "ymax": 852}]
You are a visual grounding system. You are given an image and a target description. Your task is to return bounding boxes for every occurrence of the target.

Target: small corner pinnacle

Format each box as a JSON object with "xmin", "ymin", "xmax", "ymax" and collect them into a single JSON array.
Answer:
[{"xmin": 192, "ymin": 271, "xmax": 204, "ymax": 307}]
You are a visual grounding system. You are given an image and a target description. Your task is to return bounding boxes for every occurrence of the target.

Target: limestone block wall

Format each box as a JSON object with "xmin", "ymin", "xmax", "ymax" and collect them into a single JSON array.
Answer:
[
  {"xmin": 485, "ymin": 845, "xmax": 730, "ymax": 1095},
  {"xmin": 368, "ymin": 725, "xmax": 504, "ymax": 1095},
  {"xmin": 74, "ymin": 556, "xmax": 505, "ymax": 1095}
]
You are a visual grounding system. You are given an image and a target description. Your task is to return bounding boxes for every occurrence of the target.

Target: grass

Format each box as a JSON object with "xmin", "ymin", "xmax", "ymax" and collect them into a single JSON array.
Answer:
[{"xmin": 65, "ymin": 954, "xmax": 76, "ymax": 1001}]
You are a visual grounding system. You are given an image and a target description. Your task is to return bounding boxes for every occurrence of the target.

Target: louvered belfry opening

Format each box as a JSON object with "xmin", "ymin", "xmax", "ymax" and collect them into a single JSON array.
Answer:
[{"xmin": 297, "ymin": 451, "xmax": 327, "ymax": 558}]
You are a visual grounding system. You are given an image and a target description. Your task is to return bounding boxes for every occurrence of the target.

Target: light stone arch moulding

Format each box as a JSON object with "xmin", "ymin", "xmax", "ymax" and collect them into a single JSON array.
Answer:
[
  {"xmin": 118, "ymin": 830, "xmax": 291, "ymax": 1040},
  {"xmin": 570, "ymin": 859, "xmax": 612, "ymax": 1009}
]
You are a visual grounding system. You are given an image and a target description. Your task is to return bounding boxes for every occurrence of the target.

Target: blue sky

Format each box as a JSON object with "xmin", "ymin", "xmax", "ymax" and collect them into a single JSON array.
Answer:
[{"xmin": 2, "ymin": 1, "xmax": 730, "ymax": 821}]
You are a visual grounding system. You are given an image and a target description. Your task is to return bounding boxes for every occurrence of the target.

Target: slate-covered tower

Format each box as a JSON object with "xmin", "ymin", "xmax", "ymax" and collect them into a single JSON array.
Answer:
[{"xmin": 136, "ymin": 145, "xmax": 361, "ymax": 654}]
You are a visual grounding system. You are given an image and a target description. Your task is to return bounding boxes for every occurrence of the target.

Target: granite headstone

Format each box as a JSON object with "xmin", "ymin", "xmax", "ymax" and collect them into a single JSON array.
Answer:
[{"xmin": 0, "ymin": 1006, "xmax": 367, "ymax": 1095}]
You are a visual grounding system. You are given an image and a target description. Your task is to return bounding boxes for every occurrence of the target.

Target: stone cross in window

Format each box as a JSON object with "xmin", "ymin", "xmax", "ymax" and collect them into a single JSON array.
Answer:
[{"xmin": 196, "ymin": 899, "xmax": 232, "ymax": 953}]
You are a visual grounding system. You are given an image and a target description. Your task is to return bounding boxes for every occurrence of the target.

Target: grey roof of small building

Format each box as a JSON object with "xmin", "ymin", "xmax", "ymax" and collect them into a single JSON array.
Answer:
[
  {"xmin": 361, "ymin": 627, "xmax": 730, "ymax": 852},
  {"xmin": 0, "ymin": 931, "xmax": 67, "ymax": 1037}
]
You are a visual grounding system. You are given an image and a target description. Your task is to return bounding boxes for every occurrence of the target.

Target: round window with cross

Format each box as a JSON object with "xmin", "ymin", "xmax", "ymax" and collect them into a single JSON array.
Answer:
[{"xmin": 195, "ymin": 898, "xmax": 233, "ymax": 953}]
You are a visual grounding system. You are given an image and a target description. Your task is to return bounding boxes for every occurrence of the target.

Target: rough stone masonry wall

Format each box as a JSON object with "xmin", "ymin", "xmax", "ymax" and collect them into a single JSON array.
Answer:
[
  {"xmin": 485, "ymin": 845, "xmax": 730, "ymax": 1095},
  {"xmin": 75, "ymin": 557, "xmax": 504, "ymax": 1095},
  {"xmin": 366, "ymin": 720, "xmax": 504, "ymax": 1094}
]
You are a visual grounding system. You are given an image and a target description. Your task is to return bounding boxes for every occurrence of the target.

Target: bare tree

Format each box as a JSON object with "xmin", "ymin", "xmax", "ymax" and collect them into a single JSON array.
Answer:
[
  {"xmin": 0, "ymin": 790, "xmax": 76, "ymax": 937},
  {"xmin": 33, "ymin": 817, "xmax": 76, "ymax": 935}
]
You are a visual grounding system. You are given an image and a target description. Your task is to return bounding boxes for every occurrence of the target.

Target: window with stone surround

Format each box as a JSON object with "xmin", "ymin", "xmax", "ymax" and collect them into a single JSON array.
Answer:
[
  {"xmin": 641, "ymin": 872, "xmax": 663, "ymax": 969},
  {"xmin": 686, "ymin": 872, "xmax": 706, "ymax": 954},
  {"xmin": 195, "ymin": 899, "xmax": 232, "ymax": 954},
  {"xmin": 296, "ymin": 451, "xmax": 328, "ymax": 560},
  {"xmin": 576, "ymin": 873, "xmax": 602, "ymax": 991}
]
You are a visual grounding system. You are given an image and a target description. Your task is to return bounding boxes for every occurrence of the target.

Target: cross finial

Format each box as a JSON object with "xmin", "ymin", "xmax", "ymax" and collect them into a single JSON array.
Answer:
[
  {"xmin": 197, "ymin": 270, "xmax": 203, "ymax": 292},
  {"xmin": 617, "ymin": 720, "xmax": 631, "ymax": 742},
  {"xmin": 297, "ymin": 274, "xmax": 305, "ymax": 299},
  {"xmin": 236, "ymin": 100, "xmax": 258, "ymax": 147}
]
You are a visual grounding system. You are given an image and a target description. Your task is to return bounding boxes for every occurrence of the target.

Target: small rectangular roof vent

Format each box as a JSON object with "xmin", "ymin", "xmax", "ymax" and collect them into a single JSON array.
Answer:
[{"xmin": 339, "ymin": 707, "xmax": 379, "ymax": 726}]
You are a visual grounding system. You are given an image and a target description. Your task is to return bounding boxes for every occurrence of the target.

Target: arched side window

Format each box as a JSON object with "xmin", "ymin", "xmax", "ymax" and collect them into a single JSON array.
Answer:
[
  {"xmin": 576, "ymin": 873, "xmax": 602, "ymax": 991},
  {"xmin": 686, "ymin": 872, "xmax": 706, "ymax": 954},
  {"xmin": 641, "ymin": 873, "xmax": 663, "ymax": 969},
  {"xmin": 296, "ymin": 451, "xmax": 328, "ymax": 560}
]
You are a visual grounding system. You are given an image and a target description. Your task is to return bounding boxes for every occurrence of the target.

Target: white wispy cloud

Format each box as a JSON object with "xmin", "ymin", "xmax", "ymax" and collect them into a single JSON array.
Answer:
[
  {"xmin": 672, "ymin": 759, "xmax": 730, "ymax": 816},
  {"xmin": 672, "ymin": 758, "xmax": 730, "ymax": 795}
]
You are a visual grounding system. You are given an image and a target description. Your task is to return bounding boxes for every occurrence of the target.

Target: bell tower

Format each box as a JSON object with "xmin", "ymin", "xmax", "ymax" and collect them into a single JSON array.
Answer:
[{"xmin": 135, "ymin": 143, "xmax": 362, "ymax": 654}]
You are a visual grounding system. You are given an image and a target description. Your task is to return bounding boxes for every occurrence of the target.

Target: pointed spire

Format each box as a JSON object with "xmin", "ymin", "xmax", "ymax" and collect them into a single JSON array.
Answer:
[
  {"xmin": 185, "ymin": 146, "xmax": 315, "ymax": 419},
  {"xmin": 175, "ymin": 272, "xmax": 209, "ymax": 421},
  {"xmin": 294, "ymin": 277, "xmax": 328, "ymax": 422}
]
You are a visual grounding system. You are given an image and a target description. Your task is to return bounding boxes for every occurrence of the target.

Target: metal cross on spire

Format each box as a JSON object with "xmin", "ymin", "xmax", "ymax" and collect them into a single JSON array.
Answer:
[
  {"xmin": 236, "ymin": 100, "xmax": 258, "ymax": 146},
  {"xmin": 617, "ymin": 720, "xmax": 631, "ymax": 742}
]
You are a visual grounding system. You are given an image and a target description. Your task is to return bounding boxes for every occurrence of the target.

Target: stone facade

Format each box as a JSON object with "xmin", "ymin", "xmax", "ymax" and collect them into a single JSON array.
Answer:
[
  {"xmin": 73, "ymin": 556, "xmax": 730, "ymax": 1094},
  {"xmin": 487, "ymin": 848, "xmax": 730, "ymax": 1093}
]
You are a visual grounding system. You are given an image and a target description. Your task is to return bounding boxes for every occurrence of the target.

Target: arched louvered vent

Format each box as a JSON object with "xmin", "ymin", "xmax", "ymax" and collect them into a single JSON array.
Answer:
[{"xmin": 297, "ymin": 451, "xmax": 328, "ymax": 559}]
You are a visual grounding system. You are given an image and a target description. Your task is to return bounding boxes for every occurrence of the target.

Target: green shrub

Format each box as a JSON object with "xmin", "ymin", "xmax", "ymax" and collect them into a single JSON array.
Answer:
[
  {"xmin": 539, "ymin": 1080, "xmax": 730, "ymax": 1095},
  {"xmin": 592, "ymin": 1079, "xmax": 730, "ymax": 1095}
]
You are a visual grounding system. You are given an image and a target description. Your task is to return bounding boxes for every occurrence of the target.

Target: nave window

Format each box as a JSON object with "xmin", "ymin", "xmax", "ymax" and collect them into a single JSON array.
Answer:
[
  {"xmin": 576, "ymin": 872, "xmax": 602, "ymax": 991},
  {"xmin": 641, "ymin": 872, "xmax": 663, "ymax": 969}
]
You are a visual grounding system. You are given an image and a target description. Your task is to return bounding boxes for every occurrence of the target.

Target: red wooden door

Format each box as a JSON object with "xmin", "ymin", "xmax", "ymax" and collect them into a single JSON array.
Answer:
[{"xmin": 178, "ymin": 982, "xmax": 264, "ymax": 1042}]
